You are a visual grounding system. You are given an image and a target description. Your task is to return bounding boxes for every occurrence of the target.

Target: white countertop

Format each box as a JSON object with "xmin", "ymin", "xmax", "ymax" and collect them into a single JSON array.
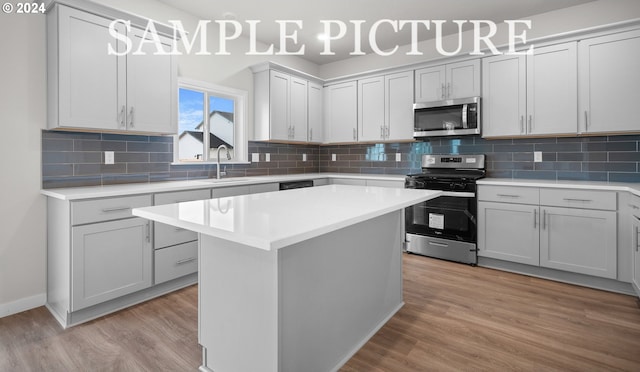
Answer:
[
  {"xmin": 40, "ymin": 173, "xmax": 404, "ymax": 200},
  {"xmin": 478, "ymin": 178, "xmax": 640, "ymax": 197},
  {"xmin": 132, "ymin": 185, "xmax": 441, "ymax": 251}
]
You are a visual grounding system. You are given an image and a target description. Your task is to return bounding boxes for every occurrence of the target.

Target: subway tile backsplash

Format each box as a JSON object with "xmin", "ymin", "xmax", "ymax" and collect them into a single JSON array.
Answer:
[{"xmin": 42, "ymin": 130, "xmax": 640, "ymax": 188}]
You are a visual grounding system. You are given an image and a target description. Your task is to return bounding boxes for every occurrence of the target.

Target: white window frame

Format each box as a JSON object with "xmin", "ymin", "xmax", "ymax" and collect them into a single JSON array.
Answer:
[{"xmin": 174, "ymin": 78, "xmax": 249, "ymax": 164}]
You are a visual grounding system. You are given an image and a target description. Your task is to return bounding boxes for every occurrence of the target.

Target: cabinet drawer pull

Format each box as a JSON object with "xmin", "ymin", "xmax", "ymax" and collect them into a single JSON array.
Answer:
[
  {"xmin": 101, "ymin": 206, "xmax": 131, "ymax": 213},
  {"xmin": 174, "ymin": 227, "xmax": 187, "ymax": 232},
  {"xmin": 176, "ymin": 257, "xmax": 197, "ymax": 265},
  {"xmin": 563, "ymin": 198, "xmax": 592, "ymax": 203},
  {"xmin": 496, "ymin": 194, "xmax": 521, "ymax": 198}
]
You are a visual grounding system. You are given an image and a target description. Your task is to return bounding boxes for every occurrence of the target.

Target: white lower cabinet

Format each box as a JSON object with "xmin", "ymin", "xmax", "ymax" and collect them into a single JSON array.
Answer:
[
  {"xmin": 71, "ymin": 217, "xmax": 152, "ymax": 311},
  {"xmin": 540, "ymin": 206, "xmax": 617, "ymax": 278},
  {"xmin": 478, "ymin": 185, "xmax": 618, "ymax": 279},
  {"xmin": 630, "ymin": 197, "xmax": 640, "ymax": 297},
  {"xmin": 478, "ymin": 201, "xmax": 540, "ymax": 265}
]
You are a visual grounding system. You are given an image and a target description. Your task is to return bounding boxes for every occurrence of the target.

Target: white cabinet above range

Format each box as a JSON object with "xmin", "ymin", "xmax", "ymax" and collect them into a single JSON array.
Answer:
[{"xmin": 414, "ymin": 59, "xmax": 480, "ymax": 102}]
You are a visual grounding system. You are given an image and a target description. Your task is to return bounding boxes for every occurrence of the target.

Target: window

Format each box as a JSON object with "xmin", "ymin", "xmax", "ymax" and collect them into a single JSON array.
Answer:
[{"xmin": 176, "ymin": 78, "xmax": 248, "ymax": 163}]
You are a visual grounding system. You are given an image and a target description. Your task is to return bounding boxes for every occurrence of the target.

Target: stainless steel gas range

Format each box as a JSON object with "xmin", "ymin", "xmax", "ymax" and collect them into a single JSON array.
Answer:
[{"xmin": 404, "ymin": 154, "xmax": 486, "ymax": 265}]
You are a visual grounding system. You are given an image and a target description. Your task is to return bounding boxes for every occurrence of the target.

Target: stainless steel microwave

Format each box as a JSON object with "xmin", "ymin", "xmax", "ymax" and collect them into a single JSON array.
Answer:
[{"xmin": 413, "ymin": 96, "xmax": 481, "ymax": 138}]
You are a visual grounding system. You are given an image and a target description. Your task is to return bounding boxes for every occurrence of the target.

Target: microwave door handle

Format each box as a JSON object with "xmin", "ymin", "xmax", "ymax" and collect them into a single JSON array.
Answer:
[{"xmin": 462, "ymin": 104, "xmax": 468, "ymax": 129}]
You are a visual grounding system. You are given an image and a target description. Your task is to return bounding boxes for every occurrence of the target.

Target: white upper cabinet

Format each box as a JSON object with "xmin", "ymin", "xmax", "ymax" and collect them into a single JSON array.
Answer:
[
  {"xmin": 482, "ymin": 54, "xmax": 526, "ymax": 137},
  {"xmin": 253, "ymin": 68, "xmax": 313, "ymax": 143},
  {"xmin": 307, "ymin": 82, "xmax": 323, "ymax": 143},
  {"xmin": 358, "ymin": 76, "xmax": 385, "ymax": 142},
  {"xmin": 358, "ymin": 71, "xmax": 413, "ymax": 143},
  {"xmin": 415, "ymin": 59, "xmax": 480, "ymax": 102},
  {"xmin": 526, "ymin": 42, "xmax": 578, "ymax": 136},
  {"xmin": 482, "ymin": 42, "xmax": 577, "ymax": 138},
  {"xmin": 578, "ymin": 29, "xmax": 640, "ymax": 134},
  {"xmin": 48, "ymin": 5, "xmax": 176, "ymax": 134},
  {"xmin": 324, "ymin": 81, "xmax": 358, "ymax": 143}
]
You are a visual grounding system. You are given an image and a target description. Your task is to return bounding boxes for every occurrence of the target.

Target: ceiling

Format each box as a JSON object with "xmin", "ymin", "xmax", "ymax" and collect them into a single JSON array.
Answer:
[{"xmin": 158, "ymin": 0, "xmax": 596, "ymax": 65}]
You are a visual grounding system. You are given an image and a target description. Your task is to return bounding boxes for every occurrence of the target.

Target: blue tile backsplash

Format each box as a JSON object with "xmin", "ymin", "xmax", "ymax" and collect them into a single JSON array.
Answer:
[{"xmin": 42, "ymin": 130, "xmax": 640, "ymax": 188}]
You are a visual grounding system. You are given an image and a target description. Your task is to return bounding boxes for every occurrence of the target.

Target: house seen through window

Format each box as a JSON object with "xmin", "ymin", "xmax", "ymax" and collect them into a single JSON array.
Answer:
[{"xmin": 176, "ymin": 80, "xmax": 247, "ymax": 163}]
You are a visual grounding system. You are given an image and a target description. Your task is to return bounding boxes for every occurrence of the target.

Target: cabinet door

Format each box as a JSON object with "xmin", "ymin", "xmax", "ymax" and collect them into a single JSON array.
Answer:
[
  {"xmin": 478, "ymin": 202, "xmax": 540, "ymax": 265},
  {"xmin": 56, "ymin": 6, "xmax": 125, "ymax": 130},
  {"xmin": 540, "ymin": 207, "xmax": 617, "ymax": 279},
  {"xmin": 385, "ymin": 71, "xmax": 414, "ymax": 141},
  {"xmin": 126, "ymin": 28, "xmax": 176, "ymax": 134},
  {"xmin": 526, "ymin": 42, "xmax": 577, "ymax": 136},
  {"xmin": 269, "ymin": 70, "xmax": 291, "ymax": 141},
  {"xmin": 482, "ymin": 55, "xmax": 526, "ymax": 137},
  {"xmin": 290, "ymin": 76, "xmax": 308, "ymax": 142},
  {"xmin": 632, "ymin": 214, "xmax": 640, "ymax": 297},
  {"xmin": 446, "ymin": 59, "xmax": 480, "ymax": 99},
  {"xmin": 578, "ymin": 30, "xmax": 640, "ymax": 134},
  {"xmin": 415, "ymin": 65, "xmax": 445, "ymax": 102},
  {"xmin": 308, "ymin": 82, "xmax": 323, "ymax": 143},
  {"xmin": 71, "ymin": 218, "xmax": 152, "ymax": 311},
  {"xmin": 358, "ymin": 76, "xmax": 385, "ymax": 142},
  {"xmin": 324, "ymin": 81, "xmax": 358, "ymax": 143}
]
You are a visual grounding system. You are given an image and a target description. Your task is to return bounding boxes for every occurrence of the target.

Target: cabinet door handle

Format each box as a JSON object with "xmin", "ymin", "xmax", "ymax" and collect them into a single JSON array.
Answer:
[
  {"xmin": 533, "ymin": 208, "xmax": 537, "ymax": 229},
  {"xmin": 520, "ymin": 116, "xmax": 524, "ymax": 134},
  {"xmin": 441, "ymin": 83, "xmax": 445, "ymax": 99},
  {"xmin": 380, "ymin": 126, "xmax": 384, "ymax": 139},
  {"xmin": 128, "ymin": 107, "xmax": 135, "ymax": 128},
  {"xmin": 353, "ymin": 128, "xmax": 356, "ymax": 140},
  {"xmin": 447, "ymin": 82, "xmax": 451, "ymax": 98},
  {"xmin": 118, "ymin": 105, "xmax": 126, "ymax": 128},
  {"xmin": 176, "ymin": 257, "xmax": 197, "ymax": 265},
  {"xmin": 496, "ymin": 194, "xmax": 521, "ymax": 198},
  {"xmin": 528, "ymin": 115, "xmax": 532, "ymax": 133},
  {"xmin": 584, "ymin": 110, "xmax": 589, "ymax": 130},
  {"xmin": 542, "ymin": 210, "xmax": 547, "ymax": 230},
  {"xmin": 101, "ymin": 206, "xmax": 130, "ymax": 213},
  {"xmin": 385, "ymin": 126, "xmax": 389, "ymax": 139},
  {"xmin": 145, "ymin": 222, "xmax": 151, "ymax": 243},
  {"xmin": 292, "ymin": 126, "xmax": 295, "ymax": 138},
  {"xmin": 563, "ymin": 198, "xmax": 593, "ymax": 203},
  {"xmin": 309, "ymin": 128, "xmax": 313, "ymax": 141}
]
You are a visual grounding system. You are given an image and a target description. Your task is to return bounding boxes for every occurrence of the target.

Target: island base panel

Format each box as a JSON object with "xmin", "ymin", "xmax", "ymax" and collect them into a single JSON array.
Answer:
[{"xmin": 198, "ymin": 210, "xmax": 404, "ymax": 372}]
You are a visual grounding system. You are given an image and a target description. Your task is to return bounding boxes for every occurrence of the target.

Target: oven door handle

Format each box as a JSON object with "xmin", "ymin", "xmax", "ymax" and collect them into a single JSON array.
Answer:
[{"xmin": 440, "ymin": 191, "xmax": 476, "ymax": 198}]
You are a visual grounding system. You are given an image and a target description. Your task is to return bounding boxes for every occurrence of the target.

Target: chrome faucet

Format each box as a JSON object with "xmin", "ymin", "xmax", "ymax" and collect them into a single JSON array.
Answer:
[{"xmin": 216, "ymin": 145, "xmax": 231, "ymax": 179}]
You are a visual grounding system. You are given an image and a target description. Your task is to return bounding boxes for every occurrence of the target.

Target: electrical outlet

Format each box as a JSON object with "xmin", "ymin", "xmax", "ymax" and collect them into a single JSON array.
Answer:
[
  {"xmin": 534, "ymin": 151, "xmax": 543, "ymax": 162},
  {"xmin": 252, "ymin": 153, "xmax": 259, "ymax": 162},
  {"xmin": 303, "ymin": 153, "xmax": 307, "ymax": 162},
  {"xmin": 104, "ymin": 151, "xmax": 114, "ymax": 165},
  {"xmin": 395, "ymin": 153, "xmax": 401, "ymax": 162},
  {"xmin": 265, "ymin": 153, "xmax": 271, "ymax": 162},
  {"xmin": 332, "ymin": 154, "xmax": 337, "ymax": 161}
]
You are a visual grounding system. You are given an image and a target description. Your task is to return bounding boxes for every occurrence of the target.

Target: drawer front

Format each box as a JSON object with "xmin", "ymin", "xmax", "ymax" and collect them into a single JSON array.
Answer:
[
  {"xmin": 154, "ymin": 189, "xmax": 210, "ymax": 248},
  {"xmin": 540, "ymin": 188, "xmax": 617, "ymax": 211},
  {"xmin": 477, "ymin": 185, "xmax": 539, "ymax": 205},
  {"xmin": 154, "ymin": 241, "xmax": 198, "ymax": 285},
  {"xmin": 154, "ymin": 188, "xmax": 211, "ymax": 206},
  {"xmin": 71, "ymin": 194, "xmax": 152, "ymax": 225}
]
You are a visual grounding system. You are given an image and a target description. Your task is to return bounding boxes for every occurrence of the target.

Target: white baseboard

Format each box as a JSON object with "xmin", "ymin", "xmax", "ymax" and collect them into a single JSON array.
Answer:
[{"xmin": 0, "ymin": 293, "xmax": 46, "ymax": 318}]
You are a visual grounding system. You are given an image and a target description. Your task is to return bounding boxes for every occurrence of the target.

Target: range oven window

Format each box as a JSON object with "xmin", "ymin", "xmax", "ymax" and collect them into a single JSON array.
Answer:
[{"xmin": 405, "ymin": 195, "xmax": 477, "ymax": 243}]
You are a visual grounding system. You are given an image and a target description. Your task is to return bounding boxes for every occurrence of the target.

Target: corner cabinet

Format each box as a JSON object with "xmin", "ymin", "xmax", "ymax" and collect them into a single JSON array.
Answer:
[
  {"xmin": 358, "ymin": 71, "xmax": 413, "ymax": 142},
  {"xmin": 482, "ymin": 42, "xmax": 577, "ymax": 138},
  {"xmin": 252, "ymin": 64, "xmax": 323, "ymax": 143},
  {"xmin": 578, "ymin": 29, "xmax": 640, "ymax": 134},
  {"xmin": 47, "ymin": 4, "xmax": 177, "ymax": 134}
]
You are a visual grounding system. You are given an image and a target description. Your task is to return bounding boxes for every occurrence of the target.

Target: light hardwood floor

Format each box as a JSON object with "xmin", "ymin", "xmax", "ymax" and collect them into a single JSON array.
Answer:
[{"xmin": 1, "ymin": 254, "xmax": 639, "ymax": 371}]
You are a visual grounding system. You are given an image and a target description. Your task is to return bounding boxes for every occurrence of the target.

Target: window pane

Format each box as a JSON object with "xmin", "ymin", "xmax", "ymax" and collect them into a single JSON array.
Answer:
[
  {"xmin": 208, "ymin": 95, "xmax": 235, "ymax": 160},
  {"xmin": 178, "ymin": 88, "xmax": 205, "ymax": 162}
]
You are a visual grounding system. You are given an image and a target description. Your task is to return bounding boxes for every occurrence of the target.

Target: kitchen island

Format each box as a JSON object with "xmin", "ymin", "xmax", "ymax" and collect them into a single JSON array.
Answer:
[{"xmin": 133, "ymin": 184, "xmax": 441, "ymax": 372}]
